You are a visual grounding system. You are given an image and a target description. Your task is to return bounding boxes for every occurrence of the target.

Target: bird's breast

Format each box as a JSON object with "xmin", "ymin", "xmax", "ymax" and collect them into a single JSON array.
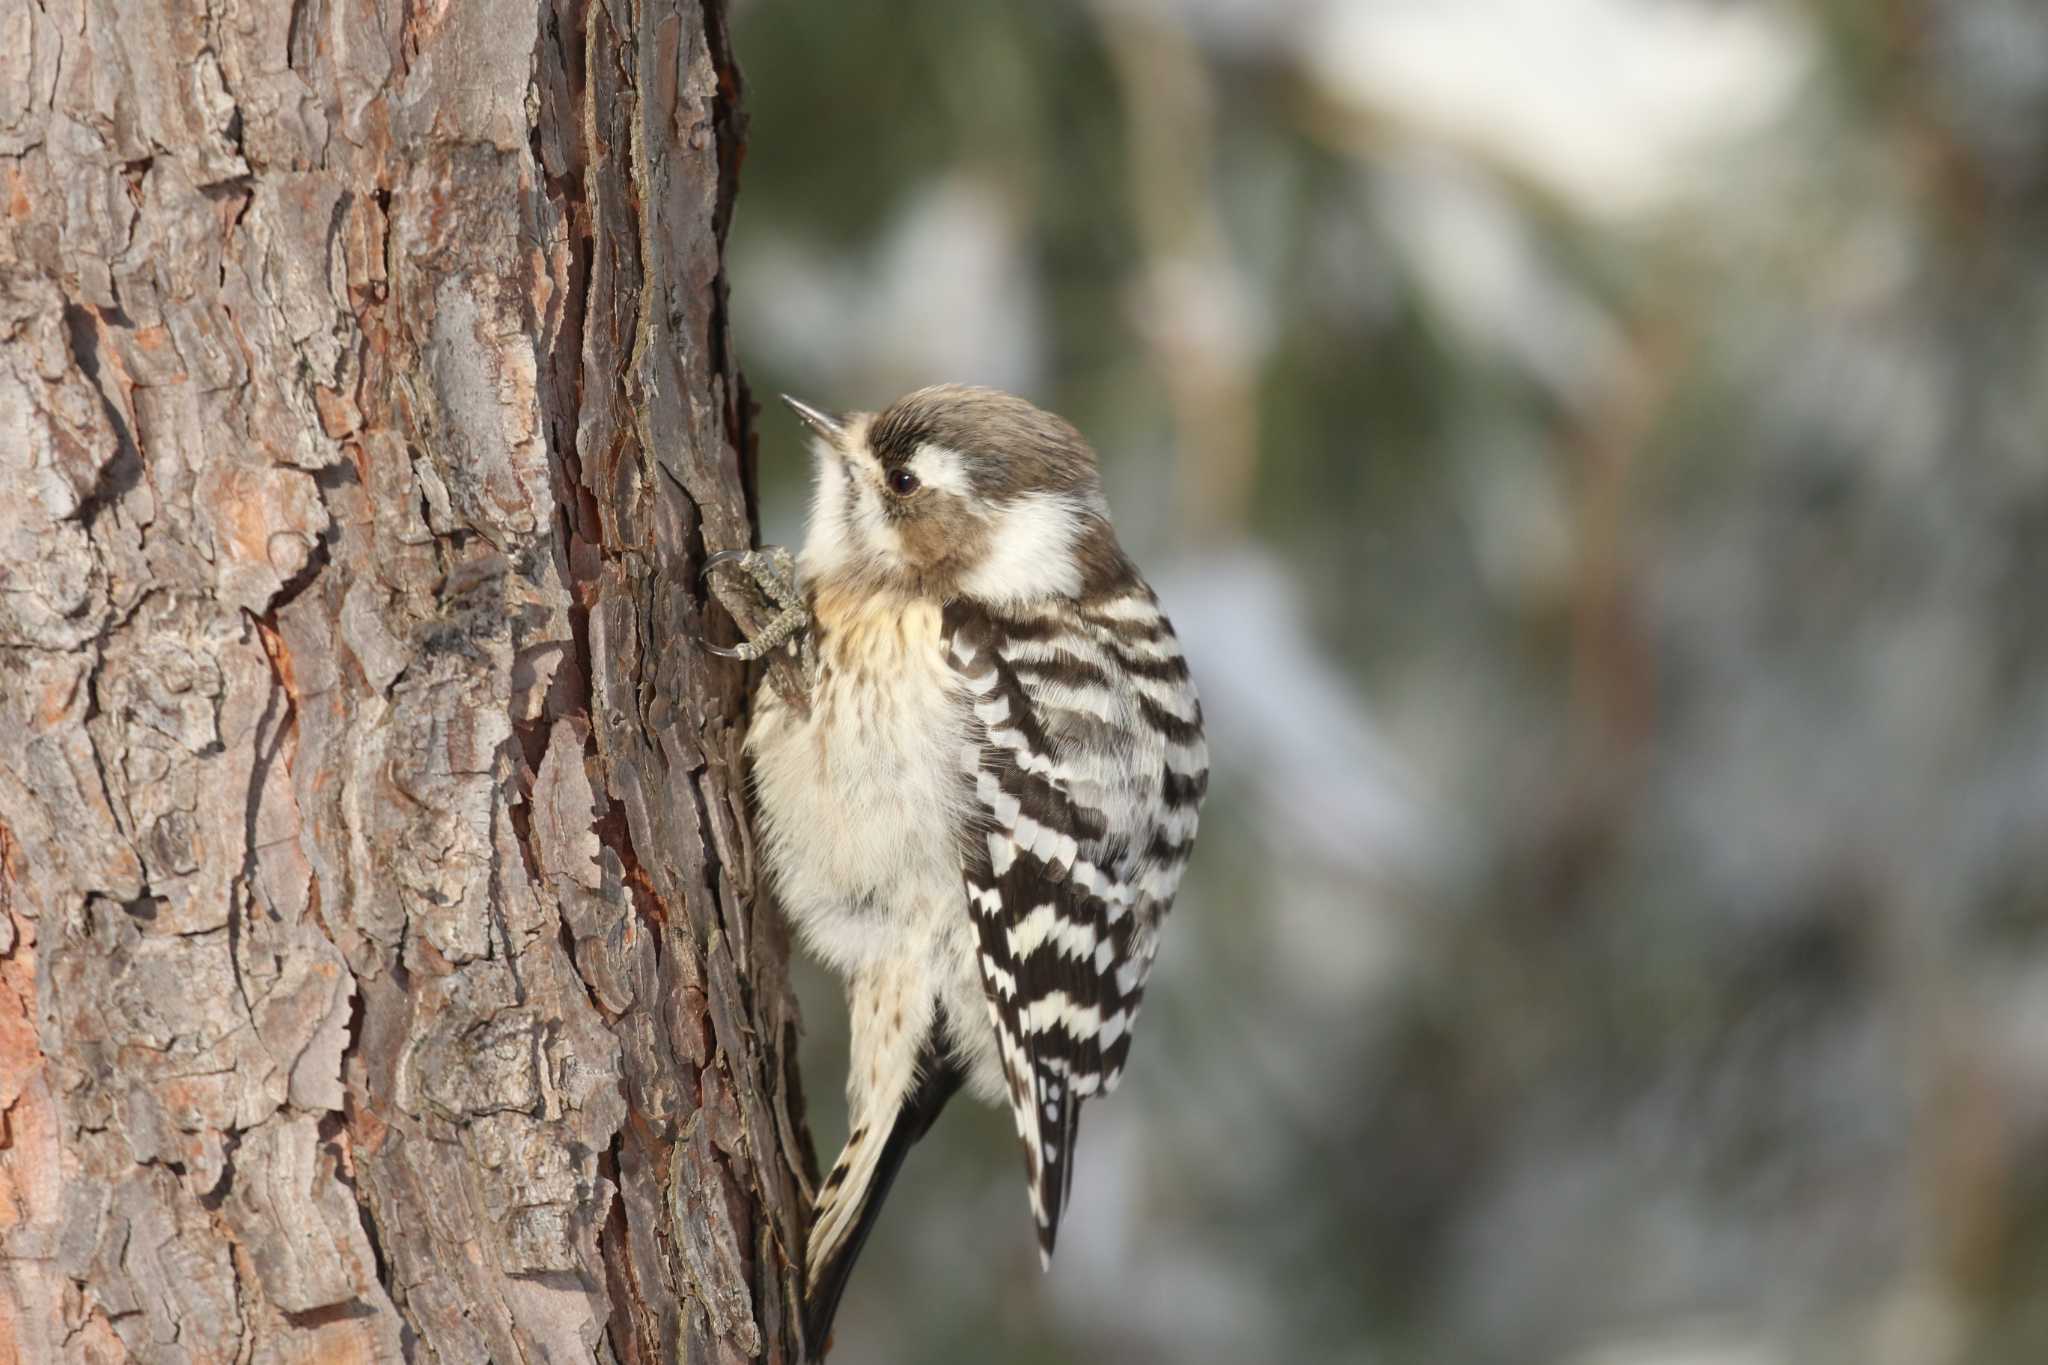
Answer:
[{"xmin": 746, "ymin": 589, "xmax": 973, "ymax": 972}]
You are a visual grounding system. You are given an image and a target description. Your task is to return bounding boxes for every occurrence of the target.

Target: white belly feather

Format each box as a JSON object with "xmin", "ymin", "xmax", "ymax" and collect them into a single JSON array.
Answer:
[
  {"xmin": 747, "ymin": 591, "xmax": 963, "ymax": 961},
  {"xmin": 747, "ymin": 591, "xmax": 1006, "ymax": 1100}
]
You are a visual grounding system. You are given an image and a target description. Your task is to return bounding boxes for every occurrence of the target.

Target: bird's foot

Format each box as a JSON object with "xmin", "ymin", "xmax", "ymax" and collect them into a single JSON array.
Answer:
[
  {"xmin": 702, "ymin": 546, "xmax": 818, "ymax": 707},
  {"xmin": 703, "ymin": 547, "xmax": 808, "ymax": 660}
]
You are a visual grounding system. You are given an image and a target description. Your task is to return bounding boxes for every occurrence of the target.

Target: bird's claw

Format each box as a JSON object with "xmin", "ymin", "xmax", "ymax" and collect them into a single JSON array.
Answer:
[{"xmin": 702, "ymin": 546, "xmax": 814, "ymax": 679}]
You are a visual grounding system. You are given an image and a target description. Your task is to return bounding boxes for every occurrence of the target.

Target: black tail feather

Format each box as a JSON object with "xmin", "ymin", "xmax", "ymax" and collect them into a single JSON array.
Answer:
[{"xmin": 803, "ymin": 1031, "xmax": 964, "ymax": 1360}]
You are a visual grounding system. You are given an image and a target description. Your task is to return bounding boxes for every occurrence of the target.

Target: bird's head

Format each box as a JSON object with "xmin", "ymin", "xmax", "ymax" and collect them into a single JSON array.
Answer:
[{"xmin": 787, "ymin": 384, "xmax": 1131, "ymax": 604}]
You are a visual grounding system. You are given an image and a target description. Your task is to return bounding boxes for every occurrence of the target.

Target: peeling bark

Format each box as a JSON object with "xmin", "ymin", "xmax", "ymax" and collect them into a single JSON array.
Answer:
[{"xmin": 0, "ymin": 1, "xmax": 812, "ymax": 1361}]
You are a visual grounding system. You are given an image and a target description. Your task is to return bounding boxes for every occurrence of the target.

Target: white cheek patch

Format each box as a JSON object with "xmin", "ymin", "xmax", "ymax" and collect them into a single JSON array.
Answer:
[
  {"xmin": 851, "ymin": 481, "xmax": 903, "ymax": 562},
  {"xmin": 908, "ymin": 442, "xmax": 973, "ymax": 497},
  {"xmin": 801, "ymin": 448, "xmax": 855, "ymax": 581},
  {"xmin": 802, "ymin": 415, "xmax": 912, "ymax": 579},
  {"xmin": 960, "ymin": 492, "xmax": 1089, "ymax": 604}
]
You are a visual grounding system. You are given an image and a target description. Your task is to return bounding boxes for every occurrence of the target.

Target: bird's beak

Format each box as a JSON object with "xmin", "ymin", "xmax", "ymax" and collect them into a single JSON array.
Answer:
[{"xmin": 781, "ymin": 394, "xmax": 845, "ymax": 444}]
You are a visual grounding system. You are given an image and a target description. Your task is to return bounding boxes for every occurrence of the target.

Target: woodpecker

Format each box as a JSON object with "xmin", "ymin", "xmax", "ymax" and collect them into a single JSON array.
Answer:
[{"xmin": 709, "ymin": 385, "xmax": 1208, "ymax": 1356}]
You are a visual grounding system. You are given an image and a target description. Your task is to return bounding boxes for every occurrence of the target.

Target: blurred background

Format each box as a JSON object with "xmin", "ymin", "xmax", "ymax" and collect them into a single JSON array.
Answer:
[{"xmin": 724, "ymin": 1, "xmax": 2048, "ymax": 1361}]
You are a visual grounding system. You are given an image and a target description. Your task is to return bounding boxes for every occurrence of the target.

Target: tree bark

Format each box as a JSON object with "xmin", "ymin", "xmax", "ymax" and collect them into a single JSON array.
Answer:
[{"xmin": 0, "ymin": 1, "xmax": 813, "ymax": 1361}]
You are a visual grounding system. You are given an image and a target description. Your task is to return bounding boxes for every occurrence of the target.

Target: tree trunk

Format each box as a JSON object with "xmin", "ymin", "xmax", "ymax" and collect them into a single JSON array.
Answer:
[{"xmin": 0, "ymin": 1, "xmax": 814, "ymax": 1361}]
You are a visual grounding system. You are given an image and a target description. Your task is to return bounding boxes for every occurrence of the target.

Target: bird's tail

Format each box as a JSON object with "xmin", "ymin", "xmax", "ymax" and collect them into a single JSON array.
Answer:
[{"xmin": 802, "ymin": 1020, "xmax": 962, "ymax": 1360}]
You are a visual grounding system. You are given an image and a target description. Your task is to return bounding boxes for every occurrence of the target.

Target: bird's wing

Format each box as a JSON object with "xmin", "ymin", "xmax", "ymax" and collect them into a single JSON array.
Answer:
[{"xmin": 944, "ymin": 589, "xmax": 1207, "ymax": 1261}]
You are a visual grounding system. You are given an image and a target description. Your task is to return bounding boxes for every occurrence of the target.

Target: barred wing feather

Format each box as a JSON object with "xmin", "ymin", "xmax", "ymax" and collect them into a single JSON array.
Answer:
[{"xmin": 944, "ymin": 590, "xmax": 1207, "ymax": 1261}]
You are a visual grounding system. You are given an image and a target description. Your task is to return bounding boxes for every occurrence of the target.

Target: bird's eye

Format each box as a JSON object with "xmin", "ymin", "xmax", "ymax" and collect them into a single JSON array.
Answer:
[{"xmin": 887, "ymin": 468, "xmax": 920, "ymax": 496}]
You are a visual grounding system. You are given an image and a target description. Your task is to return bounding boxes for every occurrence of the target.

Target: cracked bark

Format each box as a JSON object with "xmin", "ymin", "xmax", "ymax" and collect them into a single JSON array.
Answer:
[{"xmin": 0, "ymin": 0, "xmax": 815, "ymax": 1361}]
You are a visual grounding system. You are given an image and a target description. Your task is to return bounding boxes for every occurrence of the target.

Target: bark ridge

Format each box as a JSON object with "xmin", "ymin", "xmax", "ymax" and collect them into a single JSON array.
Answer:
[{"xmin": 0, "ymin": 0, "xmax": 809, "ymax": 1359}]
